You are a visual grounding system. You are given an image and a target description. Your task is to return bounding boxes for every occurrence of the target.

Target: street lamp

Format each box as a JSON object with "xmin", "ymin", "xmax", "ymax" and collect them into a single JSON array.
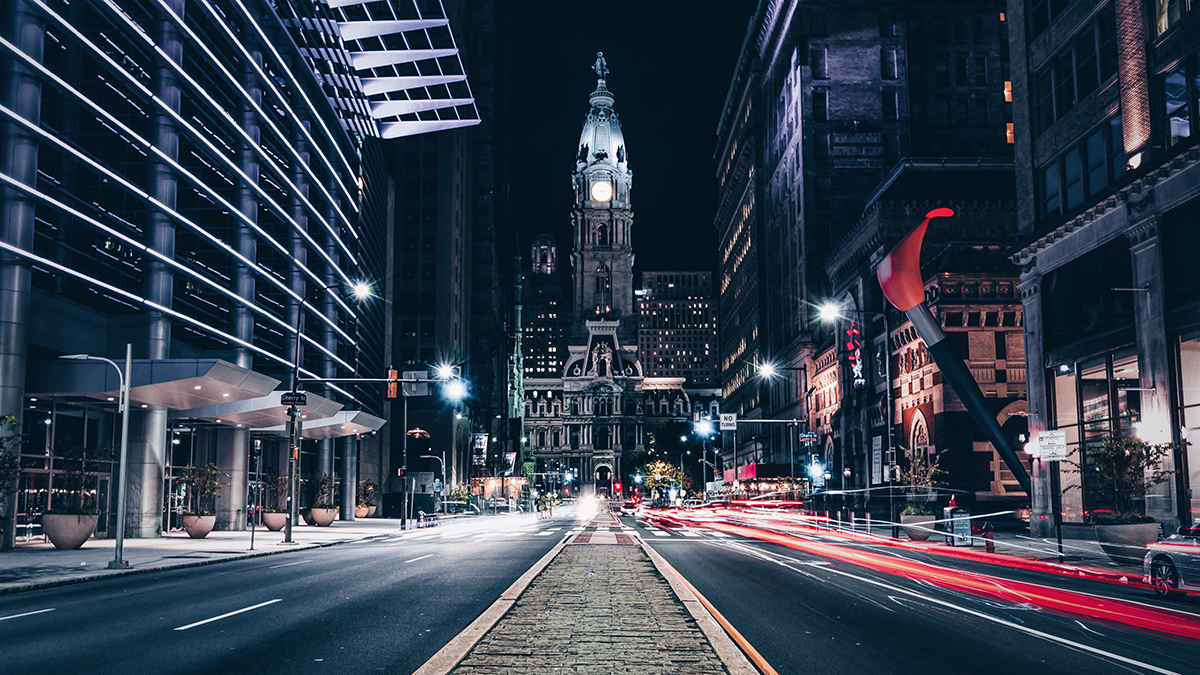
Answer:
[
  {"xmin": 284, "ymin": 281, "xmax": 373, "ymax": 544},
  {"xmin": 60, "ymin": 344, "xmax": 132, "ymax": 569},
  {"xmin": 817, "ymin": 298, "xmax": 899, "ymax": 537}
]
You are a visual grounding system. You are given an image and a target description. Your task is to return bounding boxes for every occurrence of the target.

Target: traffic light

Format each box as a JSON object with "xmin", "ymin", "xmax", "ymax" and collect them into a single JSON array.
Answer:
[
  {"xmin": 387, "ymin": 368, "xmax": 399, "ymax": 399},
  {"xmin": 614, "ymin": 481, "xmax": 623, "ymax": 494}
]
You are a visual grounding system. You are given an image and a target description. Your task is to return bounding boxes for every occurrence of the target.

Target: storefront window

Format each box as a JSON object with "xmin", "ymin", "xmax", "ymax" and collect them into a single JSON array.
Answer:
[
  {"xmin": 1049, "ymin": 348, "xmax": 1142, "ymax": 520},
  {"xmin": 1177, "ymin": 333, "xmax": 1200, "ymax": 524}
]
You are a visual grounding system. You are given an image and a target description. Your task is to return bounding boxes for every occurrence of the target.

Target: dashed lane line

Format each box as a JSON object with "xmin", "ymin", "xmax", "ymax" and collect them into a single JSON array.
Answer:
[{"xmin": 174, "ymin": 599, "xmax": 282, "ymax": 631}]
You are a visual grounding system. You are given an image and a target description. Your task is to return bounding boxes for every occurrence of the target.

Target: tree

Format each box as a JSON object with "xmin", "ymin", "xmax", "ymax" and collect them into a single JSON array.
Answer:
[
  {"xmin": 1064, "ymin": 435, "xmax": 1183, "ymax": 521},
  {"xmin": 635, "ymin": 459, "xmax": 690, "ymax": 497},
  {"xmin": 179, "ymin": 464, "xmax": 225, "ymax": 516}
]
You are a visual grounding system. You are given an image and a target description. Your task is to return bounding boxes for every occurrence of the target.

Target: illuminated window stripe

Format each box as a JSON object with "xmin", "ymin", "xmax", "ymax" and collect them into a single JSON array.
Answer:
[
  {"xmin": 0, "ymin": 239, "xmax": 355, "ymax": 387},
  {"xmin": 85, "ymin": 0, "xmax": 360, "ymax": 267},
  {"xmin": 0, "ymin": 100, "xmax": 357, "ymax": 343}
]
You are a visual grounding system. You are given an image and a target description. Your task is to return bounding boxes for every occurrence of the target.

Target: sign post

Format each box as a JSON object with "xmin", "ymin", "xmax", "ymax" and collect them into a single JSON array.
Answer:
[
  {"xmin": 1036, "ymin": 430, "xmax": 1068, "ymax": 563},
  {"xmin": 719, "ymin": 413, "xmax": 737, "ymax": 431}
]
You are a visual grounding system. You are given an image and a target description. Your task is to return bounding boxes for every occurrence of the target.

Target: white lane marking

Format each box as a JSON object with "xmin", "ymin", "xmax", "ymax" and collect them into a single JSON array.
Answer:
[
  {"xmin": 681, "ymin": 530, "xmax": 703, "ymax": 538},
  {"xmin": 408, "ymin": 532, "xmax": 440, "ymax": 540},
  {"xmin": 0, "ymin": 608, "xmax": 55, "ymax": 622},
  {"xmin": 441, "ymin": 532, "xmax": 473, "ymax": 540},
  {"xmin": 652, "ymin": 531, "xmax": 671, "ymax": 537},
  {"xmin": 536, "ymin": 530, "xmax": 557, "ymax": 536},
  {"xmin": 708, "ymin": 532, "xmax": 731, "ymax": 537},
  {"xmin": 405, "ymin": 554, "xmax": 434, "ymax": 564},
  {"xmin": 267, "ymin": 560, "xmax": 311, "ymax": 570},
  {"xmin": 714, "ymin": 540, "xmax": 1180, "ymax": 675},
  {"xmin": 174, "ymin": 599, "xmax": 282, "ymax": 631}
]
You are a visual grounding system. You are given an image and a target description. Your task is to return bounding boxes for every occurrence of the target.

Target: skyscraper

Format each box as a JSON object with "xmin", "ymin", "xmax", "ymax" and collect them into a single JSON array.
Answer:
[{"xmin": 638, "ymin": 272, "xmax": 718, "ymax": 386}]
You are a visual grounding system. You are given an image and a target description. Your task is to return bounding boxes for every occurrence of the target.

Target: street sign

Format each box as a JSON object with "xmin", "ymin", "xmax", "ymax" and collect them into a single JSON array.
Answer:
[
  {"xmin": 280, "ymin": 391, "xmax": 307, "ymax": 406},
  {"xmin": 1037, "ymin": 429, "xmax": 1069, "ymax": 461},
  {"xmin": 798, "ymin": 431, "xmax": 818, "ymax": 444},
  {"xmin": 402, "ymin": 370, "xmax": 430, "ymax": 397},
  {"xmin": 433, "ymin": 479, "xmax": 443, "ymax": 494},
  {"xmin": 719, "ymin": 413, "xmax": 737, "ymax": 431}
]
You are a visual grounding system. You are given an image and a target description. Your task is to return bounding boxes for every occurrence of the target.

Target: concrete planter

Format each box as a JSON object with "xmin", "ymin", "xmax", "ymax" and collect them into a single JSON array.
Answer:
[
  {"xmin": 367, "ymin": 506, "xmax": 377, "ymax": 517},
  {"xmin": 901, "ymin": 515, "xmax": 937, "ymax": 542},
  {"xmin": 301, "ymin": 508, "xmax": 315, "ymax": 526},
  {"xmin": 42, "ymin": 514, "xmax": 98, "ymax": 550},
  {"xmin": 355, "ymin": 505, "xmax": 370, "ymax": 519},
  {"xmin": 310, "ymin": 507, "xmax": 337, "ymax": 527},
  {"xmin": 182, "ymin": 515, "xmax": 216, "ymax": 539},
  {"xmin": 262, "ymin": 512, "xmax": 287, "ymax": 531},
  {"xmin": 1095, "ymin": 522, "xmax": 1159, "ymax": 565}
]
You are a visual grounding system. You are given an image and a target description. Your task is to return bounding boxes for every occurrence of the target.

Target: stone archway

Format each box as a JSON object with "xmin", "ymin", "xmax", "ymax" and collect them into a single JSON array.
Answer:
[{"xmin": 594, "ymin": 463, "xmax": 613, "ymax": 498}]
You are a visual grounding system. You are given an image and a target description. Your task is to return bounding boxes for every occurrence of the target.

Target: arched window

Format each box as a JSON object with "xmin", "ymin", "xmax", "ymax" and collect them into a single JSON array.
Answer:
[
  {"xmin": 597, "ymin": 223, "xmax": 610, "ymax": 246},
  {"xmin": 594, "ymin": 264, "xmax": 611, "ymax": 314}
]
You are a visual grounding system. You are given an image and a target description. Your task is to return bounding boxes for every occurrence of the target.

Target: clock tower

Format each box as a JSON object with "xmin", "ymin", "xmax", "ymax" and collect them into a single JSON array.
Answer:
[{"xmin": 571, "ymin": 52, "xmax": 635, "ymax": 342}]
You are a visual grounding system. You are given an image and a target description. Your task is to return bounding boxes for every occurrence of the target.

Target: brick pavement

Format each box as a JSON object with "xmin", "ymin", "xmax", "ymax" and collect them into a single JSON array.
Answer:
[{"xmin": 450, "ymin": 538, "xmax": 730, "ymax": 674}]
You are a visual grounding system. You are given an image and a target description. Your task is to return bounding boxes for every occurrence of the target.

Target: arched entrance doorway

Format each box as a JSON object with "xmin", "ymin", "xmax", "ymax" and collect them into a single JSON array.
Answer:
[{"xmin": 595, "ymin": 464, "xmax": 612, "ymax": 497}]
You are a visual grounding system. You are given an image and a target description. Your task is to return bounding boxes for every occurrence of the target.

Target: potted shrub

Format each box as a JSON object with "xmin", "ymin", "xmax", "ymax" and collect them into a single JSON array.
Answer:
[
  {"xmin": 357, "ymin": 479, "xmax": 378, "ymax": 518},
  {"xmin": 178, "ymin": 464, "xmax": 225, "ymax": 539},
  {"xmin": 1066, "ymin": 435, "xmax": 1184, "ymax": 564},
  {"xmin": 900, "ymin": 504, "xmax": 937, "ymax": 541},
  {"xmin": 307, "ymin": 473, "xmax": 338, "ymax": 527},
  {"xmin": 261, "ymin": 472, "xmax": 289, "ymax": 531},
  {"xmin": 899, "ymin": 447, "xmax": 942, "ymax": 542},
  {"xmin": 42, "ymin": 442, "xmax": 106, "ymax": 550},
  {"xmin": 0, "ymin": 414, "xmax": 24, "ymax": 547}
]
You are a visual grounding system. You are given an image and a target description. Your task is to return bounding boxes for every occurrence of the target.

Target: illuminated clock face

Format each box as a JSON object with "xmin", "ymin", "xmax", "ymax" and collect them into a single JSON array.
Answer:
[{"xmin": 590, "ymin": 180, "xmax": 613, "ymax": 202}]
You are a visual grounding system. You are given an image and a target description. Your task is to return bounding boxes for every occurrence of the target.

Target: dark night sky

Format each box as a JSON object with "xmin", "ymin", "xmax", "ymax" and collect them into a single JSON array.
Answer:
[{"xmin": 507, "ymin": 1, "xmax": 758, "ymax": 279}]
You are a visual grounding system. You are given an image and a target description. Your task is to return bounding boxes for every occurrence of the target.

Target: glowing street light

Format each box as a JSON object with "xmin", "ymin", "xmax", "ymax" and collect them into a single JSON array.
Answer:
[
  {"xmin": 817, "ymin": 301, "xmax": 844, "ymax": 323},
  {"xmin": 443, "ymin": 379, "xmax": 468, "ymax": 402},
  {"xmin": 350, "ymin": 279, "xmax": 374, "ymax": 301},
  {"xmin": 758, "ymin": 362, "xmax": 778, "ymax": 379},
  {"xmin": 434, "ymin": 363, "xmax": 457, "ymax": 381},
  {"xmin": 694, "ymin": 419, "xmax": 715, "ymax": 437}
]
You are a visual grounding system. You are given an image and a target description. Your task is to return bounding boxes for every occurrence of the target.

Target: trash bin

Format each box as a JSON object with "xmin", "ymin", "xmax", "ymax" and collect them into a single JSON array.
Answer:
[{"xmin": 943, "ymin": 506, "xmax": 972, "ymax": 546}]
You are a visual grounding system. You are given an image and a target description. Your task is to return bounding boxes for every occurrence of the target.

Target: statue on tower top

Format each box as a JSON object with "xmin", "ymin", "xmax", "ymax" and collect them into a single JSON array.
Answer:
[{"xmin": 593, "ymin": 52, "xmax": 609, "ymax": 80}]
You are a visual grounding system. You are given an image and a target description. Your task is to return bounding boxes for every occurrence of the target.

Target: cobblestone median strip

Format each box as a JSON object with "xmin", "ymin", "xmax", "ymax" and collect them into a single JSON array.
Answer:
[{"xmin": 442, "ymin": 536, "xmax": 745, "ymax": 675}]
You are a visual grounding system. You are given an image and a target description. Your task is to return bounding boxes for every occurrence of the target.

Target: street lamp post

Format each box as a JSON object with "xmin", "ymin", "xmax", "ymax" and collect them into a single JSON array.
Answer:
[
  {"xmin": 60, "ymin": 344, "xmax": 132, "ymax": 569},
  {"xmin": 817, "ymin": 299, "xmax": 898, "ymax": 537},
  {"xmin": 284, "ymin": 281, "xmax": 372, "ymax": 545}
]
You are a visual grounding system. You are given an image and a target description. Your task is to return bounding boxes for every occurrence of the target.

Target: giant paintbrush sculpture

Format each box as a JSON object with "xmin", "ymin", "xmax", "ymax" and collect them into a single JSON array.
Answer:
[{"xmin": 876, "ymin": 208, "xmax": 1032, "ymax": 496}]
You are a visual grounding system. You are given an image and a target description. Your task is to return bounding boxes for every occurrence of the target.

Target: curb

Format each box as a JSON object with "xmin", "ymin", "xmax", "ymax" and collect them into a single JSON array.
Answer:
[
  {"xmin": 413, "ymin": 533, "xmax": 572, "ymax": 675},
  {"xmin": 0, "ymin": 533, "xmax": 391, "ymax": 597},
  {"xmin": 638, "ymin": 537, "xmax": 770, "ymax": 675}
]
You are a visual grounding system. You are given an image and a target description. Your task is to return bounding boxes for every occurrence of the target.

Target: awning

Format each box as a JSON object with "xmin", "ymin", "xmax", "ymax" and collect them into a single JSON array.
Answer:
[
  {"xmin": 176, "ymin": 390, "xmax": 343, "ymax": 428},
  {"xmin": 26, "ymin": 359, "xmax": 279, "ymax": 411},
  {"xmin": 253, "ymin": 409, "xmax": 385, "ymax": 439}
]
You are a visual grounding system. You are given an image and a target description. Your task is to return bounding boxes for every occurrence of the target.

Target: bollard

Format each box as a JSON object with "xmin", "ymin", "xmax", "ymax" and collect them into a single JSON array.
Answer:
[{"xmin": 866, "ymin": 512, "xmax": 872, "ymax": 536}]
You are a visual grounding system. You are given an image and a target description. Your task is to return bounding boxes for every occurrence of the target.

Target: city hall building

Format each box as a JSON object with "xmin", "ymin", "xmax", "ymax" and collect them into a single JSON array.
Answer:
[
  {"xmin": 0, "ymin": 0, "xmax": 477, "ymax": 544},
  {"xmin": 522, "ymin": 56, "xmax": 718, "ymax": 496}
]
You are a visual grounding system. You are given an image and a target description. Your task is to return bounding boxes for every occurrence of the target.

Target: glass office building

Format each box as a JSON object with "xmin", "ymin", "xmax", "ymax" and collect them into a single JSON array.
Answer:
[{"xmin": 0, "ymin": 0, "xmax": 477, "ymax": 542}]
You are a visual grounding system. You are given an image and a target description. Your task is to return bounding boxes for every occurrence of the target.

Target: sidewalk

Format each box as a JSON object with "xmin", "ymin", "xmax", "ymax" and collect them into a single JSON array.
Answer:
[
  {"xmin": 433, "ymin": 512, "xmax": 749, "ymax": 675},
  {"xmin": 0, "ymin": 518, "xmax": 410, "ymax": 594}
]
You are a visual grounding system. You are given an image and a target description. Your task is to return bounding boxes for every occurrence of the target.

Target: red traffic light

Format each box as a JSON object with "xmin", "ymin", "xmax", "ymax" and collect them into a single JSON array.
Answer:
[{"xmin": 613, "ymin": 481, "xmax": 623, "ymax": 493}]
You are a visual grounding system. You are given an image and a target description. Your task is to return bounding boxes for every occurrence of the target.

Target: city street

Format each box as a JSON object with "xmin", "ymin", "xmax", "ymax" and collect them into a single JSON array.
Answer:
[
  {"xmin": 0, "ymin": 514, "xmax": 571, "ymax": 675},
  {"xmin": 628, "ymin": 514, "xmax": 1200, "ymax": 675}
]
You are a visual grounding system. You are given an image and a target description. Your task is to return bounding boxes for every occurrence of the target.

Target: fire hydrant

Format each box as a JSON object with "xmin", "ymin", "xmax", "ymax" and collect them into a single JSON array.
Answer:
[{"xmin": 983, "ymin": 521, "xmax": 995, "ymax": 553}]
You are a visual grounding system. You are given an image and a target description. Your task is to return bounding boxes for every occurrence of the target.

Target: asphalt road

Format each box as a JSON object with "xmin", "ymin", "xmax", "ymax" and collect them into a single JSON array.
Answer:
[
  {"xmin": 0, "ymin": 513, "xmax": 574, "ymax": 675},
  {"xmin": 630, "ymin": 515, "xmax": 1200, "ymax": 675}
]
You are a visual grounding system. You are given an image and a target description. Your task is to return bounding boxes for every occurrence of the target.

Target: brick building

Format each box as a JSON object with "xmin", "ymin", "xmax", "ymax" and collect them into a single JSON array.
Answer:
[{"xmin": 717, "ymin": 0, "xmax": 1025, "ymax": 508}]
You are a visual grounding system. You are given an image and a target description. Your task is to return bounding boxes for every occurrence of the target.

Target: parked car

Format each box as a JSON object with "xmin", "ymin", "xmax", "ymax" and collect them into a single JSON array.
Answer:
[
  {"xmin": 486, "ymin": 497, "xmax": 509, "ymax": 509},
  {"xmin": 619, "ymin": 500, "xmax": 640, "ymax": 515},
  {"xmin": 1144, "ymin": 526, "xmax": 1200, "ymax": 597}
]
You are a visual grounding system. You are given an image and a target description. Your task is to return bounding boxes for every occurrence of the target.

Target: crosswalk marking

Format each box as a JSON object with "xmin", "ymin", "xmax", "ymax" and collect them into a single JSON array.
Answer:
[{"xmin": 652, "ymin": 531, "xmax": 671, "ymax": 537}]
